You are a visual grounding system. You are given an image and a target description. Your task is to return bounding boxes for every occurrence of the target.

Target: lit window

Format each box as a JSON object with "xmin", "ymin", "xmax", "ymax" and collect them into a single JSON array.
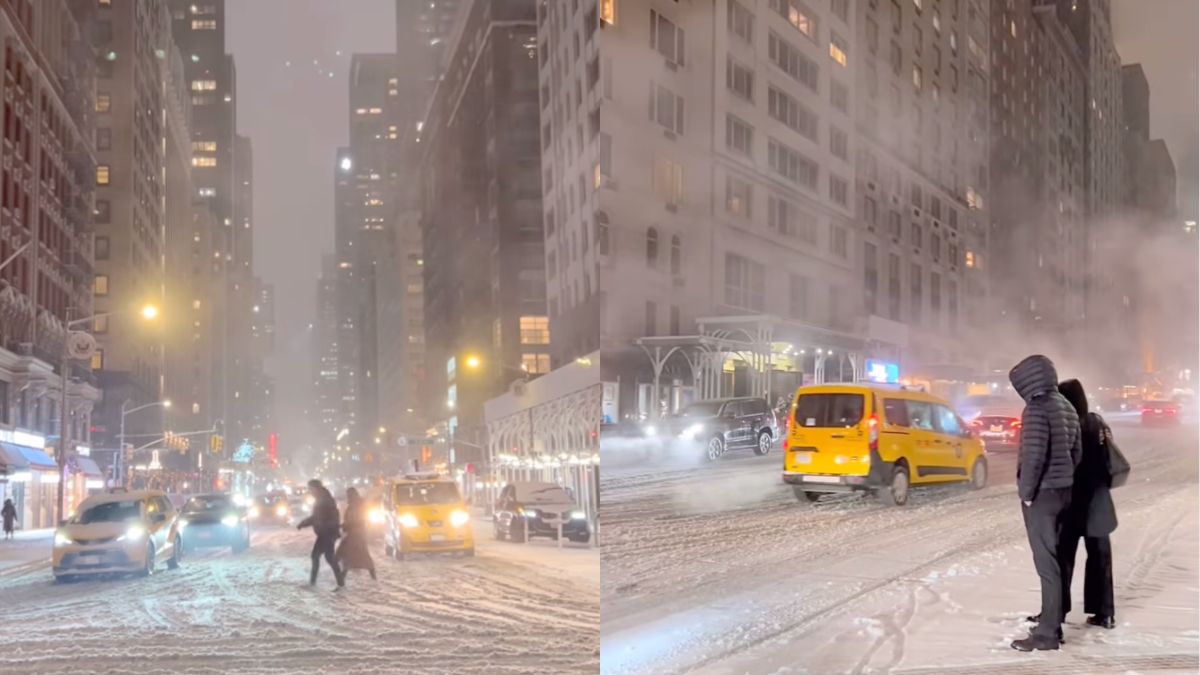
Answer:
[
  {"xmin": 192, "ymin": 403, "xmax": 201, "ymax": 415},
  {"xmin": 829, "ymin": 34, "xmax": 848, "ymax": 67},
  {"xmin": 93, "ymin": 315, "xmax": 108, "ymax": 333},
  {"xmin": 191, "ymin": 79, "xmax": 217, "ymax": 91},
  {"xmin": 96, "ymin": 165, "xmax": 110, "ymax": 185},
  {"xmin": 95, "ymin": 94, "xmax": 111, "ymax": 112},
  {"xmin": 601, "ymin": 0, "xmax": 615, "ymax": 24},
  {"xmin": 90, "ymin": 350, "xmax": 104, "ymax": 371},
  {"xmin": 1011, "ymin": 20, "xmax": 1017, "ymax": 38},
  {"xmin": 98, "ymin": 0, "xmax": 111, "ymax": 6},
  {"xmin": 192, "ymin": 141, "xmax": 216, "ymax": 152},
  {"xmin": 772, "ymin": 0, "xmax": 817, "ymax": 40},
  {"xmin": 94, "ymin": 275, "xmax": 109, "ymax": 296},
  {"xmin": 192, "ymin": 156, "xmax": 217, "ymax": 167},
  {"xmin": 913, "ymin": 64, "xmax": 923, "ymax": 90},
  {"xmin": 519, "ymin": 316, "xmax": 550, "ymax": 345},
  {"xmin": 521, "ymin": 353, "xmax": 552, "ymax": 374},
  {"xmin": 193, "ymin": 299, "xmax": 202, "ymax": 310},
  {"xmin": 192, "ymin": 19, "xmax": 217, "ymax": 30},
  {"xmin": 198, "ymin": 187, "xmax": 215, "ymax": 197}
]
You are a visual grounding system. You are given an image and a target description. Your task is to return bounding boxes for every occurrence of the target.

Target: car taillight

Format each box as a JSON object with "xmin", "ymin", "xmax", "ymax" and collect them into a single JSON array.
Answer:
[
  {"xmin": 867, "ymin": 415, "xmax": 879, "ymax": 452},
  {"xmin": 1142, "ymin": 407, "xmax": 1153, "ymax": 414},
  {"xmin": 781, "ymin": 415, "xmax": 791, "ymax": 450},
  {"xmin": 1010, "ymin": 419, "xmax": 1021, "ymax": 428}
]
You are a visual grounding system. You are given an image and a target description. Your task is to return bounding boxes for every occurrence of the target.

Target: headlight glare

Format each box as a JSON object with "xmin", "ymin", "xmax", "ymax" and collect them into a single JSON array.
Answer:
[
  {"xmin": 449, "ymin": 509, "xmax": 469, "ymax": 527},
  {"xmin": 54, "ymin": 531, "xmax": 72, "ymax": 547},
  {"xmin": 221, "ymin": 515, "xmax": 239, "ymax": 527},
  {"xmin": 398, "ymin": 513, "xmax": 419, "ymax": 528},
  {"xmin": 119, "ymin": 525, "xmax": 146, "ymax": 542},
  {"xmin": 570, "ymin": 510, "xmax": 586, "ymax": 520},
  {"xmin": 368, "ymin": 508, "xmax": 385, "ymax": 524}
]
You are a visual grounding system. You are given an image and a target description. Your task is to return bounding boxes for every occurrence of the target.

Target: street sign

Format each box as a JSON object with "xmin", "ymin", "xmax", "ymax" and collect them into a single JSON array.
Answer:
[{"xmin": 66, "ymin": 331, "xmax": 97, "ymax": 360}]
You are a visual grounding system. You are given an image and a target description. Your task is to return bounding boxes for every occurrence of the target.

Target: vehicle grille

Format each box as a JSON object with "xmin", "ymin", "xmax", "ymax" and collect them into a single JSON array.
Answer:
[
  {"xmin": 73, "ymin": 536, "xmax": 117, "ymax": 545},
  {"xmin": 426, "ymin": 520, "xmax": 443, "ymax": 527}
]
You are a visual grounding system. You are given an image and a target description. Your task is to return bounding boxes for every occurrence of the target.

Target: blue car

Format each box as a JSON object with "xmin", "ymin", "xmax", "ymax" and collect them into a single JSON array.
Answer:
[{"xmin": 178, "ymin": 494, "xmax": 251, "ymax": 553}]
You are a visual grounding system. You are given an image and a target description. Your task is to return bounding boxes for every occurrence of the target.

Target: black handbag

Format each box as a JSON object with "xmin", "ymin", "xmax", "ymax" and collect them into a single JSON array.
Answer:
[{"xmin": 1097, "ymin": 416, "xmax": 1131, "ymax": 488}]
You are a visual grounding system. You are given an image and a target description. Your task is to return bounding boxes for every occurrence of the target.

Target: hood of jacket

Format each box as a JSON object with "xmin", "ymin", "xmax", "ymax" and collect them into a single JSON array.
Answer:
[{"xmin": 1009, "ymin": 355, "xmax": 1060, "ymax": 402}]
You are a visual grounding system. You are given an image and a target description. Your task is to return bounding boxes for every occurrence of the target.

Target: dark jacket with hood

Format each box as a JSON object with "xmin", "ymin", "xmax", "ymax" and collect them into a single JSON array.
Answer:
[
  {"xmin": 1009, "ymin": 355, "xmax": 1081, "ymax": 502},
  {"xmin": 298, "ymin": 486, "xmax": 341, "ymax": 537},
  {"xmin": 1059, "ymin": 379, "xmax": 1118, "ymax": 536}
]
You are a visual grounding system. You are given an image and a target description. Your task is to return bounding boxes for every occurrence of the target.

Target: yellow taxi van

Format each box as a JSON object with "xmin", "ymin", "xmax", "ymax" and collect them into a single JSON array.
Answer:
[{"xmin": 781, "ymin": 383, "xmax": 988, "ymax": 506}]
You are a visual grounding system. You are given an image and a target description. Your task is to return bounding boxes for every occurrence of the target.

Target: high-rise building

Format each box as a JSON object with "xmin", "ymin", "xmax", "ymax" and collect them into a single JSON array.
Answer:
[
  {"xmin": 420, "ymin": 0, "xmax": 546, "ymax": 468},
  {"xmin": 535, "ymin": 0, "xmax": 600, "ymax": 367},
  {"xmin": 89, "ymin": 0, "xmax": 173, "ymax": 448},
  {"xmin": 0, "ymin": 1, "xmax": 102, "ymax": 525},
  {"xmin": 313, "ymin": 255, "xmax": 340, "ymax": 435},
  {"xmin": 168, "ymin": 0, "xmax": 243, "ymax": 444}
]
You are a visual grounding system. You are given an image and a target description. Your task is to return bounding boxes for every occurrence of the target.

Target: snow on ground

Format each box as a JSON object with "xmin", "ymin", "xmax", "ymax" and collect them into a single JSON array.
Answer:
[
  {"xmin": 600, "ymin": 416, "xmax": 1200, "ymax": 674},
  {"xmin": 0, "ymin": 528, "xmax": 53, "ymax": 574},
  {"xmin": 0, "ymin": 518, "xmax": 598, "ymax": 674}
]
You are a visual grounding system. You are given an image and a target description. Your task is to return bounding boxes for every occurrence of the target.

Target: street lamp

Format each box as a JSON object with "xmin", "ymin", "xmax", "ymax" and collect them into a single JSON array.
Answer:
[
  {"xmin": 57, "ymin": 304, "xmax": 159, "ymax": 523},
  {"xmin": 117, "ymin": 399, "xmax": 171, "ymax": 487}
]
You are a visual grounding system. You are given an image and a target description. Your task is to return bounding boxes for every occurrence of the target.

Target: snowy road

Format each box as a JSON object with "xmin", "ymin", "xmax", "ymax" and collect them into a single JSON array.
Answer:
[
  {"xmin": 600, "ymin": 414, "xmax": 1200, "ymax": 674},
  {"xmin": 0, "ymin": 519, "xmax": 598, "ymax": 674}
]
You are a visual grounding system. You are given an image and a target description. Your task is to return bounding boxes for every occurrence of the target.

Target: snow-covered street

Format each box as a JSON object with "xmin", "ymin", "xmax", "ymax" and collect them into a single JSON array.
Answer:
[
  {"xmin": 0, "ymin": 518, "xmax": 598, "ymax": 674},
  {"xmin": 600, "ymin": 414, "xmax": 1200, "ymax": 674}
]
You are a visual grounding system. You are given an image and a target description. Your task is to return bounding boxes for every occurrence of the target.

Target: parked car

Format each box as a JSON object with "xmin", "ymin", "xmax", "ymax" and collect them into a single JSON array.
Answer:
[
  {"xmin": 52, "ymin": 489, "xmax": 182, "ymax": 581},
  {"xmin": 493, "ymin": 481, "xmax": 590, "ymax": 543},
  {"xmin": 782, "ymin": 383, "xmax": 988, "ymax": 506},
  {"xmin": 650, "ymin": 397, "xmax": 778, "ymax": 461},
  {"xmin": 178, "ymin": 493, "xmax": 251, "ymax": 553}
]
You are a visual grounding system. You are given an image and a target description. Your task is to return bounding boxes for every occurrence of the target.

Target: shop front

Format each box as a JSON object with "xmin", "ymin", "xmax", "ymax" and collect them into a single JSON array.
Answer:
[{"xmin": 0, "ymin": 430, "xmax": 57, "ymax": 529}]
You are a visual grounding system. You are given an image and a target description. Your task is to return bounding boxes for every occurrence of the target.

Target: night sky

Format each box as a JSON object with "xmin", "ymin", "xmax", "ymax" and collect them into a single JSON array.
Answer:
[
  {"xmin": 224, "ymin": 1, "xmax": 1197, "ymax": 452},
  {"xmin": 227, "ymin": 0, "xmax": 393, "ymax": 448}
]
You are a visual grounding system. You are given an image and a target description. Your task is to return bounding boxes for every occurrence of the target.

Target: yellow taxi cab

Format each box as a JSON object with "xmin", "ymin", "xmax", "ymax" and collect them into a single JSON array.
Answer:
[
  {"xmin": 381, "ymin": 472, "xmax": 475, "ymax": 559},
  {"xmin": 52, "ymin": 489, "xmax": 183, "ymax": 581},
  {"xmin": 782, "ymin": 383, "xmax": 988, "ymax": 506}
]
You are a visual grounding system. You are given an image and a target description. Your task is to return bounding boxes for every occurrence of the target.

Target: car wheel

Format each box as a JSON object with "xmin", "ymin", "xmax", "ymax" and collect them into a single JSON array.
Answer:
[
  {"xmin": 791, "ymin": 488, "xmax": 822, "ymax": 503},
  {"xmin": 140, "ymin": 543, "xmax": 156, "ymax": 577},
  {"xmin": 167, "ymin": 536, "xmax": 182, "ymax": 570},
  {"xmin": 969, "ymin": 458, "xmax": 988, "ymax": 491},
  {"xmin": 510, "ymin": 520, "xmax": 527, "ymax": 543},
  {"xmin": 879, "ymin": 463, "xmax": 910, "ymax": 507},
  {"xmin": 754, "ymin": 430, "xmax": 773, "ymax": 456},
  {"xmin": 705, "ymin": 436, "xmax": 725, "ymax": 462}
]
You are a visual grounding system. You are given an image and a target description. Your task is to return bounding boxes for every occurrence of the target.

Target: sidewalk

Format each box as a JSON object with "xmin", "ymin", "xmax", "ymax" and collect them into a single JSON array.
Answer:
[{"xmin": 0, "ymin": 528, "xmax": 52, "ymax": 575}]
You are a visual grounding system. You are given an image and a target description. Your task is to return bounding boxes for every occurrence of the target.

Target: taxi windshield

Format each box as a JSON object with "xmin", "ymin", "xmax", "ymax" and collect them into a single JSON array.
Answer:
[
  {"xmin": 74, "ymin": 500, "xmax": 141, "ymax": 524},
  {"xmin": 392, "ymin": 482, "xmax": 460, "ymax": 505}
]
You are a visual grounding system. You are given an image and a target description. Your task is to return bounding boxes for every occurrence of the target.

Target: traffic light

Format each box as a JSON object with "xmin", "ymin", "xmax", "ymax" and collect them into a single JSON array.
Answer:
[{"xmin": 210, "ymin": 434, "xmax": 224, "ymax": 453}]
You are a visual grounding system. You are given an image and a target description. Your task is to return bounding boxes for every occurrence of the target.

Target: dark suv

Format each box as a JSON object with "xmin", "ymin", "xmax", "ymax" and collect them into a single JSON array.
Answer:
[{"xmin": 657, "ymin": 397, "xmax": 778, "ymax": 461}]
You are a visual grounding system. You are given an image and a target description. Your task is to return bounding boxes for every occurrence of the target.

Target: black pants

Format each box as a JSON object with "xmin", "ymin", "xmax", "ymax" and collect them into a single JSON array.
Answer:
[
  {"xmin": 1022, "ymin": 488, "xmax": 1072, "ymax": 638},
  {"xmin": 1060, "ymin": 528, "xmax": 1115, "ymax": 617},
  {"xmin": 310, "ymin": 532, "xmax": 345, "ymax": 586}
]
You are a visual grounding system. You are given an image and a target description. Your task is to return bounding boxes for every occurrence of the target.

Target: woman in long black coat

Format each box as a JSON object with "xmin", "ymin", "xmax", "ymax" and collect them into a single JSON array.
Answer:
[
  {"xmin": 336, "ymin": 488, "xmax": 377, "ymax": 580},
  {"xmin": 1057, "ymin": 378, "xmax": 1117, "ymax": 629},
  {"xmin": 2, "ymin": 498, "xmax": 17, "ymax": 540}
]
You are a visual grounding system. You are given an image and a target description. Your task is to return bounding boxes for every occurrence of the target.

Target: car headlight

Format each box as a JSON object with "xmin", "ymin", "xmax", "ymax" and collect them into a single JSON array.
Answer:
[
  {"xmin": 54, "ymin": 531, "xmax": 72, "ymax": 547},
  {"xmin": 570, "ymin": 510, "xmax": 586, "ymax": 520},
  {"xmin": 368, "ymin": 508, "xmax": 385, "ymax": 525},
  {"xmin": 248, "ymin": 506, "xmax": 261, "ymax": 518},
  {"xmin": 119, "ymin": 525, "xmax": 146, "ymax": 542},
  {"xmin": 232, "ymin": 494, "xmax": 248, "ymax": 507},
  {"xmin": 275, "ymin": 505, "xmax": 288, "ymax": 518},
  {"xmin": 644, "ymin": 425, "xmax": 657, "ymax": 437},
  {"xmin": 683, "ymin": 423, "xmax": 704, "ymax": 438},
  {"xmin": 221, "ymin": 515, "xmax": 239, "ymax": 527},
  {"xmin": 398, "ymin": 513, "xmax": 419, "ymax": 528},
  {"xmin": 449, "ymin": 509, "xmax": 469, "ymax": 528},
  {"xmin": 522, "ymin": 508, "xmax": 540, "ymax": 518}
]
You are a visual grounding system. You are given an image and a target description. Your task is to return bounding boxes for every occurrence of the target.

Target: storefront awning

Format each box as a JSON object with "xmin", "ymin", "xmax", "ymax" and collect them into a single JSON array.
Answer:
[
  {"xmin": 0, "ymin": 442, "xmax": 31, "ymax": 474},
  {"xmin": 13, "ymin": 445, "xmax": 57, "ymax": 471},
  {"xmin": 76, "ymin": 457, "xmax": 103, "ymax": 478}
]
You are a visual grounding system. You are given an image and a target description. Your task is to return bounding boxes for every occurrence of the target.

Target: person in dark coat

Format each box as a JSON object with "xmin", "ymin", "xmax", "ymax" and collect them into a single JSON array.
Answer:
[
  {"xmin": 1009, "ymin": 355, "xmax": 1082, "ymax": 652},
  {"xmin": 297, "ymin": 479, "xmax": 345, "ymax": 589},
  {"xmin": 2, "ymin": 499, "xmax": 16, "ymax": 540},
  {"xmin": 1055, "ymin": 378, "xmax": 1118, "ymax": 629},
  {"xmin": 336, "ymin": 488, "xmax": 377, "ymax": 580}
]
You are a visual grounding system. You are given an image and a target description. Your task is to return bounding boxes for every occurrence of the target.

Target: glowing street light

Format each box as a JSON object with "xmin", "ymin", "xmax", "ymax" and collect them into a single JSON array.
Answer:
[
  {"xmin": 465, "ymin": 355, "xmax": 482, "ymax": 369},
  {"xmin": 141, "ymin": 304, "xmax": 160, "ymax": 320}
]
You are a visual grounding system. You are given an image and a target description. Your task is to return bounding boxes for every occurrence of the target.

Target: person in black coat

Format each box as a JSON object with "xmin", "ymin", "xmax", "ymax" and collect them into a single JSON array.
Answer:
[
  {"xmin": 297, "ymin": 479, "xmax": 345, "ymax": 588},
  {"xmin": 1056, "ymin": 378, "xmax": 1117, "ymax": 629},
  {"xmin": 2, "ymin": 498, "xmax": 16, "ymax": 540},
  {"xmin": 335, "ymin": 488, "xmax": 377, "ymax": 580},
  {"xmin": 1009, "ymin": 354, "xmax": 1082, "ymax": 652}
]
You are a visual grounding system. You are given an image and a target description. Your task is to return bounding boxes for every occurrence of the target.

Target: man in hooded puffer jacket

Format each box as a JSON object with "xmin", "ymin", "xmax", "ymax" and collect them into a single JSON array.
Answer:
[{"xmin": 1008, "ymin": 355, "xmax": 1081, "ymax": 651}]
